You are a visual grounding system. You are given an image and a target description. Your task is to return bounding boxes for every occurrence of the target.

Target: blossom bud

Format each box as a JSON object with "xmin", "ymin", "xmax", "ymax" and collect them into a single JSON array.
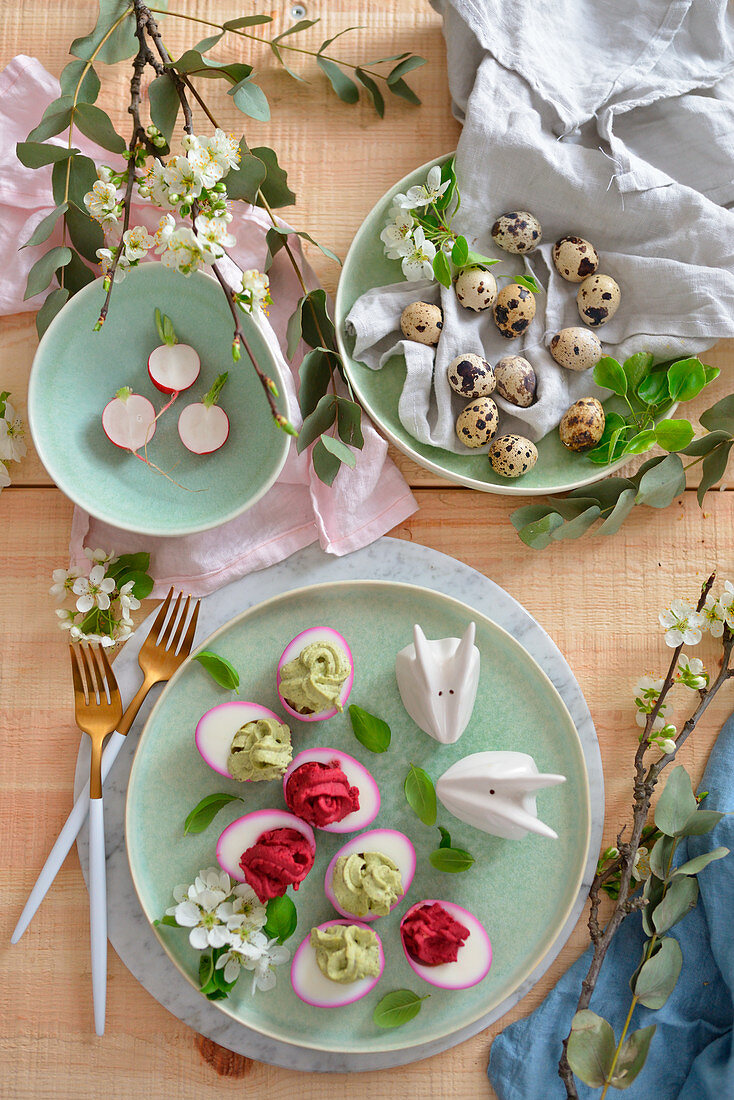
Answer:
[
  {"xmin": 169, "ymin": 193, "xmax": 180, "ymax": 204},
  {"xmin": 265, "ymin": 376, "xmax": 279, "ymax": 397},
  {"xmin": 232, "ymin": 338, "xmax": 241, "ymax": 362},
  {"xmin": 153, "ymin": 135, "xmax": 166, "ymax": 148},
  {"xmin": 137, "ymin": 184, "xmax": 151, "ymax": 198},
  {"xmin": 660, "ymin": 739, "xmax": 677, "ymax": 755},
  {"xmin": 275, "ymin": 414, "xmax": 298, "ymax": 436},
  {"xmin": 214, "ymin": 181, "xmax": 227, "ymax": 192},
  {"xmin": 103, "ymin": 277, "xmax": 112, "ymax": 292}
]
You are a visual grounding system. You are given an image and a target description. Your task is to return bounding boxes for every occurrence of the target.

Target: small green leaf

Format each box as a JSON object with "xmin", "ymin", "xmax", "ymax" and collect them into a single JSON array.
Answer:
[
  {"xmin": 432, "ymin": 249, "xmax": 452, "ymax": 288},
  {"xmin": 451, "ymin": 236, "xmax": 469, "ymax": 267},
  {"xmin": 514, "ymin": 510, "xmax": 565, "ymax": 549},
  {"xmin": 155, "ymin": 914, "xmax": 179, "ymax": 927},
  {"xmin": 66, "ymin": 200, "xmax": 104, "ymax": 264},
  {"xmin": 674, "ymin": 809, "xmax": 725, "ymax": 837},
  {"xmin": 437, "ymin": 826, "xmax": 452, "ymax": 849},
  {"xmin": 404, "ymin": 764, "xmax": 437, "ymax": 826},
  {"xmin": 355, "ymin": 68, "xmax": 384, "ymax": 117},
  {"xmin": 184, "ymin": 793, "xmax": 243, "ymax": 835},
  {"xmin": 667, "ymin": 358, "xmax": 706, "ymax": 402},
  {"xmin": 269, "ymin": 41, "xmax": 306, "ymax": 82},
  {"xmin": 59, "ymin": 59, "xmax": 101, "ymax": 103},
  {"xmin": 566, "ymin": 1010, "xmax": 616, "ymax": 1088},
  {"xmin": 464, "ymin": 251, "xmax": 500, "ymax": 268},
  {"xmin": 229, "ymin": 78, "xmax": 271, "ymax": 121},
  {"xmin": 513, "ymin": 274, "xmax": 540, "ymax": 293},
  {"xmin": 428, "ymin": 846, "xmax": 475, "ymax": 873},
  {"xmin": 251, "ymin": 146, "xmax": 295, "ymax": 207},
  {"xmin": 21, "ymin": 204, "xmax": 68, "ymax": 249},
  {"xmin": 609, "ymin": 1025, "xmax": 656, "ymax": 1089},
  {"xmin": 596, "ymin": 488, "xmax": 637, "ymax": 535},
  {"xmin": 263, "ymin": 895, "xmax": 297, "ymax": 943},
  {"xmin": 387, "ymin": 56, "xmax": 427, "ymax": 84},
  {"xmin": 27, "ymin": 95, "xmax": 74, "ymax": 142},
  {"xmin": 51, "ymin": 153, "xmax": 97, "ymax": 210},
  {"xmin": 655, "ymin": 418, "xmax": 695, "ymax": 452},
  {"xmin": 700, "ymin": 394, "xmax": 734, "ymax": 433},
  {"xmin": 316, "ymin": 57, "xmax": 360, "ymax": 104},
  {"xmin": 148, "ymin": 74, "xmax": 180, "ymax": 143},
  {"xmin": 24, "ymin": 246, "xmax": 72, "ymax": 300},
  {"xmin": 226, "ymin": 142, "xmax": 268, "ymax": 203},
  {"xmin": 653, "ymin": 875, "xmax": 699, "ymax": 933},
  {"xmin": 622, "ymin": 429, "xmax": 657, "ymax": 456},
  {"xmin": 294, "ymin": 231, "xmax": 341, "ymax": 266},
  {"xmin": 193, "ymin": 32, "xmax": 224, "ymax": 52},
  {"xmin": 320, "ymin": 434, "xmax": 356, "ymax": 468},
  {"xmin": 633, "ymin": 937, "xmax": 682, "ymax": 1009},
  {"xmin": 649, "ymin": 833, "xmax": 677, "ymax": 881},
  {"xmin": 672, "ymin": 846, "xmax": 729, "ymax": 877},
  {"xmin": 299, "ymin": 348, "xmax": 334, "ymax": 418},
  {"xmin": 296, "ymin": 394, "xmax": 337, "ymax": 454},
  {"xmin": 74, "ymin": 102, "xmax": 126, "ymax": 153},
  {"xmin": 17, "ymin": 142, "xmax": 78, "ymax": 168},
  {"xmin": 63, "ymin": 251, "xmax": 95, "ymax": 294},
  {"xmin": 697, "ymin": 442, "xmax": 733, "ymax": 506},
  {"xmin": 36, "ymin": 287, "xmax": 69, "ymax": 338},
  {"xmin": 373, "ymin": 989, "xmax": 428, "ymax": 1029},
  {"xmin": 348, "ymin": 704, "xmax": 391, "ymax": 752},
  {"xmin": 680, "ymin": 430, "xmax": 732, "ymax": 457},
  {"xmin": 318, "ymin": 26, "xmax": 363, "ymax": 53},
  {"xmin": 272, "ymin": 18, "xmax": 320, "ymax": 43},
  {"xmin": 551, "ymin": 505, "xmax": 601, "ymax": 541},
  {"xmin": 623, "ymin": 352, "xmax": 654, "ymax": 394},
  {"xmin": 387, "ymin": 77, "xmax": 421, "ymax": 105},
  {"xmin": 199, "ymin": 951, "xmax": 214, "ymax": 989},
  {"xmin": 637, "ymin": 371, "xmax": 670, "ymax": 406},
  {"xmin": 70, "ymin": 0, "xmax": 139, "ymax": 64},
  {"xmin": 642, "ymin": 874, "xmax": 665, "ymax": 937},
  {"xmin": 106, "ymin": 552, "xmax": 150, "ymax": 579},
  {"xmin": 223, "ymin": 14, "xmax": 273, "ymax": 29},
  {"xmin": 635, "ymin": 453, "xmax": 686, "ymax": 508},
  {"xmin": 173, "ymin": 51, "xmax": 252, "ymax": 84},
  {"xmin": 311, "ymin": 437, "xmax": 341, "ymax": 485},
  {"xmin": 594, "ymin": 356, "xmax": 628, "ymax": 397},
  {"xmin": 336, "ymin": 398, "xmax": 364, "ymax": 449},
  {"xmin": 655, "ymin": 766, "xmax": 698, "ymax": 836},
  {"xmin": 193, "ymin": 650, "xmax": 240, "ymax": 691},
  {"xmin": 297, "ymin": 288, "xmax": 337, "ymax": 352}
]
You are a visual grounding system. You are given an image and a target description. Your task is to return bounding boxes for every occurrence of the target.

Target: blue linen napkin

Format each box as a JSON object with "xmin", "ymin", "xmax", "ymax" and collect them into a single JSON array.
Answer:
[{"xmin": 488, "ymin": 711, "xmax": 734, "ymax": 1099}]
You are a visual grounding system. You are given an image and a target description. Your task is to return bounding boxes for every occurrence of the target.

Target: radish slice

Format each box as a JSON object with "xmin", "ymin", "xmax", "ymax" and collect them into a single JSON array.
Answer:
[
  {"xmin": 400, "ymin": 900, "xmax": 492, "ymax": 989},
  {"xmin": 102, "ymin": 387, "xmax": 156, "ymax": 452},
  {"xmin": 277, "ymin": 627, "xmax": 354, "ymax": 722},
  {"xmin": 291, "ymin": 919, "xmax": 384, "ymax": 1008},
  {"xmin": 283, "ymin": 748, "xmax": 380, "ymax": 833},
  {"xmin": 324, "ymin": 828, "xmax": 416, "ymax": 921},
  {"xmin": 216, "ymin": 809, "xmax": 315, "ymax": 883},
  {"xmin": 195, "ymin": 701, "xmax": 285, "ymax": 780},
  {"xmin": 178, "ymin": 372, "xmax": 230, "ymax": 455},
  {"xmin": 148, "ymin": 343, "xmax": 200, "ymax": 394}
]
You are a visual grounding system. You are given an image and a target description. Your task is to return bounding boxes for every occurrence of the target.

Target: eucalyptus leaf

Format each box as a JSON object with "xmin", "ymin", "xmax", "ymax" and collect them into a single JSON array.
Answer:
[
  {"xmin": 70, "ymin": 0, "xmax": 142, "ymax": 63},
  {"xmin": 642, "ymin": 874, "xmax": 665, "ymax": 937},
  {"xmin": 74, "ymin": 102, "xmax": 126, "ymax": 153},
  {"xmin": 299, "ymin": 348, "xmax": 334, "ymax": 418},
  {"xmin": 193, "ymin": 32, "xmax": 224, "ymax": 52},
  {"xmin": 263, "ymin": 895, "xmax": 298, "ymax": 943},
  {"xmin": 321, "ymin": 433, "xmax": 356, "ymax": 468},
  {"xmin": 635, "ymin": 453, "xmax": 686, "ymax": 508},
  {"xmin": 672, "ymin": 846, "xmax": 729, "ymax": 877},
  {"xmin": 21, "ymin": 204, "xmax": 68, "ymax": 249},
  {"xmin": 655, "ymin": 418, "xmax": 695, "ymax": 452},
  {"xmin": 36, "ymin": 287, "xmax": 69, "ymax": 338},
  {"xmin": 428, "ymin": 846, "xmax": 475, "ymax": 873},
  {"xmin": 269, "ymin": 42, "xmax": 306, "ymax": 82},
  {"xmin": 17, "ymin": 142, "xmax": 78, "ymax": 168},
  {"xmin": 227, "ymin": 148, "xmax": 268, "ymax": 204},
  {"xmin": 337, "ymin": 398, "xmax": 364, "ymax": 448},
  {"xmin": 373, "ymin": 989, "xmax": 428, "ymax": 1029},
  {"xmin": 566, "ymin": 1010, "xmax": 616, "ymax": 1088},
  {"xmin": 609, "ymin": 1025, "xmax": 656, "ymax": 1089},
  {"xmin": 193, "ymin": 650, "xmax": 240, "ymax": 691},
  {"xmin": 316, "ymin": 57, "xmax": 360, "ymax": 104},
  {"xmin": 649, "ymin": 833, "xmax": 677, "ymax": 881},
  {"xmin": 348, "ymin": 704, "xmax": 391, "ymax": 752},
  {"xmin": 404, "ymin": 764, "xmax": 437, "ymax": 826},
  {"xmin": 317, "ymin": 26, "xmax": 363, "ymax": 53},
  {"xmin": 387, "ymin": 56, "xmax": 427, "ymax": 84},
  {"xmin": 27, "ymin": 96, "xmax": 74, "ymax": 143},
  {"xmin": 633, "ymin": 937, "xmax": 682, "ymax": 1009},
  {"xmin": 700, "ymin": 394, "xmax": 734, "ymax": 434},
  {"xmin": 355, "ymin": 68, "xmax": 385, "ymax": 117},
  {"xmin": 272, "ymin": 18, "xmax": 320, "ymax": 43},
  {"xmin": 311, "ymin": 437, "xmax": 342, "ymax": 485},
  {"xmin": 173, "ymin": 51, "xmax": 252, "ymax": 84},
  {"xmin": 388, "ymin": 77, "xmax": 421, "ymax": 105},
  {"xmin": 594, "ymin": 356, "xmax": 628, "ymax": 397},
  {"xmin": 24, "ymin": 246, "xmax": 72, "ymax": 300},
  {"xmin": 51, "ymin": 154, "xmax": 97, "ymax": 209},
  {"xmin": 66, "ymin": 200, "xmax": 104, "ymax": 263},
  {"xmin": 297, "ymin": 394, "xmax": 337, "ymax": 453},
  {"xmin": 514, "ymin": 510, "xmax": 565, "ymax": 549},
  {"xmin": 667, "ymin": 358, "xmax": 705, "ymax": 402},
  {"xmin": 62, "ymin": 250, "xmax": 95, "ymax": 294},
  {"xmin": 437, "ymin": 826, "xmax": 452, "ymax": 849},
  {"xmin": 653, "ymin": 874, "xmax": 699, "ymax": 933},
  {"xmin": 675, "ymin": 809, "xmax": 725, "ymax": 836},
  {"xmin": 551, "ymin": 505, "xmax": 601, "ymax": 540},
  {"xmin": 697, "ymin": 442, "xmax": 733, "ymax": 506},
  {"xmin": 596, "ymin": 488, "xmax": 637, "ymax": 535},
  {"xmin": 229, "ymin": 78, "xmax": 271, "ymax": 122},
  {"xmin": 59, "ymin": 59, "xmax": 101, "ymax": 104},
  {"xmin": 148, "ymin": 74, "xmax": 180, "ymax": 143},
  {"xmin": 223, "ymin": 15, "xmax": 273, "ymax": 29},
  {"xmin": 655, "ymin": 766, "xmax": 698, "ymax": 836},
  {"xmin": 251, "ymin": 145, "xmax": 295, "ymax": 208},
  {"xmin": 298, "ymin": 288, "xmax": 336, "ymax": 351},
  {"xmin": 184, "ymin": 792, "xmax": 243, "ymax": 835},
  {"xmin": 680, "ymin": 430, "xmax": 732, "ymax": 457}
]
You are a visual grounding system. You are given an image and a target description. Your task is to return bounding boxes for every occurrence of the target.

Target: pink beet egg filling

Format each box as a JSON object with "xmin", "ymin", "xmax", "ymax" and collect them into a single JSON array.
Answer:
[
  {"xmin": 400, "ymin": 899, "xmax": 492, "ymax": 989},
  {"xmin": 324, "ymin": 828, "xmax": 416, "ymax": 921},
  {"xmin": 276, "ymin": 627, "xmax": 354, "ymax": 722},
  {"xmin": 195, "ymin": 700, "xmax": 284, "ymax": 779},
  {"xmin": 291, "ymin": 919, "xmax": 384, "ymax": 1008},
  {"xmin": 283, "ymin": 748, "xmax": 380, "ymax": 833},
  {"xmin": 216, "ymin": 809, "xmax": 315, "ymax": 885}
]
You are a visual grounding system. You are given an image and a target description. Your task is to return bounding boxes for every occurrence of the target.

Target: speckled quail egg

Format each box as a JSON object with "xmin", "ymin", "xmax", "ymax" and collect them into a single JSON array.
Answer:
[
  {"xmin": 549, "ymin": 327, "xmax": 602, "ymax": 372},
  {"xmin": 494, "ymin": 355, "xmax": 537, "ymax": 408},
  {"xmin": 455, "ymin": 397, "xmax": 499, "ymax": 448},
  {"xmin": 576, "ymin": 274, "xmax": 621, "ymax": 328},
  {"xmin": 559, "ymin": 397, "xmax": 606, "ymax": 452},
  {"xmin": 493, "ymin": 282, "xmax": 536, "ymax": 339},
  {"xmin": 552, "ymin": 236, "xmax": 599, "ymax": 283},
  {"xmin": 491, "ymin": 211, "xmax": 542, "ymax": 254},
  {"xmin": 454, "ymin": 267, "xmax": 498, "ymax": 312},
  {"xmin": 447, "ymin": 354, "xmax": 496, "ymax": 399},
  {"xmin": 488, "ymin": 434, "xmax": 539, "ymax": 478},
  {"xmin": 400, "ymin": 301, "xmax": 444, "ymax": 346}
]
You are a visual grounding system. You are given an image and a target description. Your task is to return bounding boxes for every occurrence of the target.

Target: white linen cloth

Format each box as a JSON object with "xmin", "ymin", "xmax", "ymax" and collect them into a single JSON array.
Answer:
[{"xmin": 346, "ymin": 0, "xmax": 734, "ymax": 453}]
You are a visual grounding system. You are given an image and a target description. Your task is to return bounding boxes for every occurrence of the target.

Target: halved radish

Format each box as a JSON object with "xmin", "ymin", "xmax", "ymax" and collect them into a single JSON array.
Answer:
[
  {"xmin": 216, "ymin": 809, "xmax": 315, "ymax": 884},
  {"xmin": 195, "ymin": 701, "xmax": 286, "ymax": 780},
  {"xmin": 148, "ymin": 308, "xmax": 200, "ymax": 394},
  {"xmin": 324, "ymin": 828, "xmax": 416, "ymax": 921},
  {"xmin": 291, "ymin": 919, "xmax": 384, "ymax": 1008},
  {"xmin": 177, "ymin": 373, "xmax": 230, "ymax": 455},
  {"xmin": 283, "ymin": 748, "xmax": 380, "ymax": 833},
  {"xmin": 277, "ymin": 627, "xmax": 354, "ymax": 722},
  {"xmin": 400, "ymin": 899, "xmax": 492, "ymax": 989},
  {"xmin": 102, "ymin": 387, "xmax": 157, "ymax": 452}
]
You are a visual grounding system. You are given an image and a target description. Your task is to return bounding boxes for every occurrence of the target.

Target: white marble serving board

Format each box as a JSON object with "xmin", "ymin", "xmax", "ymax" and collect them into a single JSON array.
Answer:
[{"xmin": 73, "ymin": 537, "xmax": 604, "ymax": 1071}]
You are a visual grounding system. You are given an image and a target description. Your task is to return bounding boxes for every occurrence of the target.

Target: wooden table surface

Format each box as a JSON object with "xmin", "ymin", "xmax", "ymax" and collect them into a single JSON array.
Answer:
[{"xmin": 2, "ymin": 3, "xmax": 732, "ymax": 1097}]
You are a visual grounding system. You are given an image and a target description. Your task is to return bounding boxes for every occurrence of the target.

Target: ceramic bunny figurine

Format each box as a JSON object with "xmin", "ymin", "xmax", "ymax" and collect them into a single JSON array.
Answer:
[
  {"xmin": 395, "ymin": 622, "xmax": 480, "ymax": 744},
  {"xmin": 436, "ymin": 751, "xmax": 566, "ymax": 840}
]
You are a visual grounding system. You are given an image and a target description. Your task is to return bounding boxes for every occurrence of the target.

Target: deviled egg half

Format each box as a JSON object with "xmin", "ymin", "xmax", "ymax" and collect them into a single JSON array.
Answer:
[
  {"xmin": 324, "ymin": 828, "xmax": 416, "ymax": 921},
  {"xmin": 283, "ymin": 747, "xmax": 380, "ymax": 833},
  {"xmin": 195, "ymin": 700, "xmax": 291, "ymax": 781},
  {"xmin": 400, "ymin": 899, "xmax": 492, "ymax": 989},
  {"xmin": 216, "ymin": 809, "xmax": 316, "ymax": 902},
  {"xmin": 277, "ymin": 627, "xmax": 354, "ymax": 722},
  {"xmin": 291, "ymin": 919, "xmax": 385, "ymax": 1008}
]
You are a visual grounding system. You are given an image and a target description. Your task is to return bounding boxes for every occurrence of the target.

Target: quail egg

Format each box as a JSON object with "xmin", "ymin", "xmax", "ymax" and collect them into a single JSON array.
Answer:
[
  {"xmin": 400, "ymin": 301, "xmax": 444, "ymax": 346},
  {"xmin": 559, "ymin": 398, "xmax": 606, "ymax": 452},
  {"xmin": 455, "ymin": 397, "xmax": 499, "ymax": 448},
  {"xmin": 576, "ymin": 274, "xmax": 621, "ymax": 328},
  {"xmin": 493, "ymin": 282, "xmax": 536, "ymax": 339},
  {"xmin": 447, "ymin": 354, "xmax": 495, "ymax": 399},
  {"xmin": 491, "ymin": 211, "xmax": 542, "ymax": 254},
  {"xmin": 455, "ymin": 267, "xmax": 498, "ymax": 311},
  {"xmin": 494, "ymin": 355, "xmax": 536, "ymax": 408},
  {"xmin": 549, "ymin": 327, "xmax": 602, "ymax": 372},
  {"xmin": 552, "ymin": 236, "xmax": 599, "ymax": 283},
  {"xmin": 488, "ymin": 435, "xmax": 538, "ymax": 478}
]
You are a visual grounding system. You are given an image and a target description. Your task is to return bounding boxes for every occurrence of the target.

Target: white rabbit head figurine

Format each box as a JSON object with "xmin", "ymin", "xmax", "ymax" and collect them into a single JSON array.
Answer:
[
  {"xmin": 395, "ymin": 622, "xmax": 480, "ymax": 744},
  {"xmin": 436, "ymin": 751, "xmax": 566, "ymax": 840}
]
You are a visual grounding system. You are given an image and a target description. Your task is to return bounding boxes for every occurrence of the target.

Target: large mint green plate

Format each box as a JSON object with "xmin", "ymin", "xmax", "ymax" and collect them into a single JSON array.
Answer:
[
  {"xmin": 28, "ymin": 263, "xmax": 289, "ymax": 536},
  {"xmin": 335, "ymin": 154, "xmax": 663, "ymax": 496},
  {"xmin": 126, "ymin": 580, "xmax": 590, "ymax": 1055}
]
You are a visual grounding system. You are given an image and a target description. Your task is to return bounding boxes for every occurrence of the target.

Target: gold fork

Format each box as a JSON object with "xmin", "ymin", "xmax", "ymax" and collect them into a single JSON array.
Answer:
[
  {"xmin": 70, "ymin": 643, "xmax": 123, "ymax": 1036},
  {"xmin": 11, "ymin": 589, "xmax": 201, "ymax": 945}
]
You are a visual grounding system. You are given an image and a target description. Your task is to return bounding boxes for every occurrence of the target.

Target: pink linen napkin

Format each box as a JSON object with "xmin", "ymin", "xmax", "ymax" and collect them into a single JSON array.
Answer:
[{"xmin": 0, "ymin": 56, "xmax": 416, "ymax": 595}]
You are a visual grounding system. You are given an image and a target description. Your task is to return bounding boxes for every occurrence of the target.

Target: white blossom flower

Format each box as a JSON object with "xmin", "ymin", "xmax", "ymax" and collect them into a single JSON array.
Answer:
[
  {"xmin": 676, "ymin": 654, "xmax": 708, "ymax": 690},
  {"xmin": 0, "ymin": 401, "xmax": 27, "ymax": 462},
  {"xmin": 400, "ymin": 226, "xmax": 436, "ymax": 281},
  {"xmin": 194, "ymin": 214, "xmax": 236, "ymax": 260},
  {"xmin": 96, "ymin": 165, "xmax": 113, "ymax": 184},
  {"xmin": 164, "ymin": 155, "xmax": 204, "ymax": 204},
  {"xmin": 206, "ymin": 129, "xmax": 241, "ymax": 173},
  {"xmin": 658, "ymin": 737, "xmax": 677, "ymax": 755},
  {"xmin": 636, "ymin": 710, "xmax": 667, "ymax": 732},
  {"xmin": 249, "ymin": 936, "xmax": 290, "ymax": 994},
  {"xmin": 0, "ymin": 461, "xmax": 9, "ymax": 492},
  {"xmin": 81, "ymin": 631, "xmax": 117, "ymax": 648},
  {"xmin": 380, "ymin": 208, "xmax": 414, "ymax": 259},
  {"xmin": 719, "ymin": 581, "xmax": 734, "ymax": 629},
  {"xmin": 631, "ymin": 846, "xmax": 651, "ymax": 882},
  {"xmin": 50, "ymin": 567, "xmax": 81, "ymax": 602},
  {"xmin": 217, "ymin": 884, "xmax": 267, "ymax": 934},
  {"xmin": 159, "ymin": 226, "xmax": 204, "ymax": 276},
  {"xmin": 187, "ymin": 142, "xmax": 225, "ymax": 189},
  {"xmin": 701, "ymin": 592, "xmax": 726, "ymax": 638},
  {"xmin": 84, "ymin": 547, "xmax": 117, "ymax": 566},
  {"xmin": 238, "ymin": 268, "xmax": 271, "ymax": 312},
  {"xmin": 118, "ymin": 579, "xmax": 141, "ymax": 622},
  {"xmin": 72, "ymin": 564, "xmax": 116, "ymax": 613},
  {"xmin": 401, "ymin": 165, "xmax": 450, "ymax": 209},
  {"xmin": 144, "ymin": 159, "xmax": 174, "ymax": 208},
  {"xmin": 154, "ymin": 213, "xmax": 177, "ymax": 253},
  {"xmin": 215, "ymin": 931, "xmax": 267, "ymax": 984},
  {"xmin": 96, "ymin": 246, "xmax": 130, "ymax": 282},
  {"xmin": 167, "ymin": 867, "xmax": 232, "ymax": 950},
  {"xmin": 84, "ymin": 179, "xmax": 119, "ymax": 226},
  {"xmin": 659, "ymin": 599, "xmax": 705, "ymax": 647},
  {"xmin": 123, "ymin": 225, "xmax": 155, "ymax": 262}
]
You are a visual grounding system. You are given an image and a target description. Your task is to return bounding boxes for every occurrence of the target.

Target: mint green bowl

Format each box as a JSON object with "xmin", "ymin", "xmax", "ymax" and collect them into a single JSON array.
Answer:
[
  {"xmin": 28, "ymin": 264, "xmax": 289, "ymax": 536},
  {"xmin": 126, "ymin": 580, "xmax": 591, "ymax": 1056}
]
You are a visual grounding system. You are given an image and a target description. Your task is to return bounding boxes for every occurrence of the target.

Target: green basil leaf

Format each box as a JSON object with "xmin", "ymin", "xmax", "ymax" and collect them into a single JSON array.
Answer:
[
  {"xmin": 184, "ymin": 792, "xmax": 243, "ymax": 835},
  {"xmin": 316, "ymin": 57, "xmax": 360, "ymax": 104},
  {"xmin": 437, "ymin": 825, "xmax": 452, "ymax": 849},
  {"xmin": 263, "ymin": 895, "xmax": 297, "ymax": 943},
  {"xmin": 193, "ymin": 650, "xmax": 240, "ymax": 691},
  {"xmin": 593, "ymin": 356, "xmax": 627, "ymax": 397},
  {"xmin": 667, "ymin": 358, "xmax": 706, "ymax": 402},
  {"xmin": 348, "ymin": 704, "xmax": 391, "ymax": 752},
  {"xmin": 404, "ymin": 764, "xmax": 437, "ymax": 826},
  {"xmin": 373, "ymin": 989, "xmax": 428, "ymax": 1029},
  {"xmin": 654, "ymin": 418, "xmax": 695, "ymax": 453},
  {"xmin": 428, "ymin": 846, "xmax": 475, "ymax": 873}
]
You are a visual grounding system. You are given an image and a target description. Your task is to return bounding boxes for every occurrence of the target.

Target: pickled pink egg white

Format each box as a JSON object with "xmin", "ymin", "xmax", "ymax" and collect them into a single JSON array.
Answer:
[
  {"xmin": 216, "ymin": 809, "xmax": 315, "ymax": 882},
  {"xmin": 400, "ymin": 899, "xmax": 492, "ymax": 989},
  {"xmin": 291, "ymin": 919, "xmax": 385, "ymax": 1008},
  {"xmin": 324, "ymin": 829, "xmax": 416, "ymax": 921},
  {"xmin": 195, "ymin": 701, "xmax": 284, "ymax": 779},
  {"xmin": 282, "ymin": 748, "xmax": 381, "ymax": 833},
  {"xmin": 276, "ymin": 627, "xmax": 354, "ymax": 722}
]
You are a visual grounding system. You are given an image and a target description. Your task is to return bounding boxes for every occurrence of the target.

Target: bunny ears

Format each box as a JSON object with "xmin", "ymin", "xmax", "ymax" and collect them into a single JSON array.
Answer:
[{"xmin": 395, "ymin": 623, "xmax": 480, "ymax": 745}]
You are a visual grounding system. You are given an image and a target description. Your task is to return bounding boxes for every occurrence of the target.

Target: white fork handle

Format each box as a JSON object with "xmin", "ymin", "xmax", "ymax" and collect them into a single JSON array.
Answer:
[
  {"xmin": 89, "ymin": 797, "xmax": 107, "ymax": 1036},
  {"xmin": 10, "ymin": 730, "xmax": 127, "ymax": 944}
]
